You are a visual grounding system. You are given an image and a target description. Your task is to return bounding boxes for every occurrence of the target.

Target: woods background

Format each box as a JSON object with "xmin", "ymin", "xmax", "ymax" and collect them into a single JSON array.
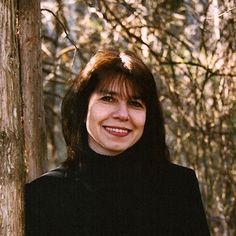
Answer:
[{"xmin": 0, "ymin": 0, "xmax": 235, "ymax": 235}]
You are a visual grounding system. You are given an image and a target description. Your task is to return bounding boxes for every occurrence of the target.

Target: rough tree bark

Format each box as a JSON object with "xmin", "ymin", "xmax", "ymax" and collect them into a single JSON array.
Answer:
[
  {"xmin": 0, "ymin": 0, "xmax": 46, "ymax": 235},
  {"xmin": 18, "ymin": 0, "xmax": 47, "ymax": 182},
  {"xmin": 0, "ymin": 1, "xmax": 25, "ymax": 235}
]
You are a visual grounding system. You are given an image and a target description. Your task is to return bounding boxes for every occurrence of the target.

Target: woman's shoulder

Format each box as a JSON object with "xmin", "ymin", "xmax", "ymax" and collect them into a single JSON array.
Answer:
[
  {"xmin": 28, "ymin": 165, "xmax": 67, "ymax": 182},
  {"xmin": 163, "ymin": 162, "xmax": 196, "ymax": 177},
  {"xmin": 25, "ymin": 165, "xmax": 78, "ymax": 208},
  {"xmin": 25, "ymin": 165, "xmax": 69, "ymax": 194},
  {"xmin": 158, "ymin": 162, "xmax": 199, "ymax": 194}
]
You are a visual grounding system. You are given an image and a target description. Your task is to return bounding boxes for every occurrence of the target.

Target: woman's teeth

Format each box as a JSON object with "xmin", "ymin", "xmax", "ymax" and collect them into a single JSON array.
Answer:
[{"xmin": 105, "ymin": 127, "xmax": 129, "ymax": 134}]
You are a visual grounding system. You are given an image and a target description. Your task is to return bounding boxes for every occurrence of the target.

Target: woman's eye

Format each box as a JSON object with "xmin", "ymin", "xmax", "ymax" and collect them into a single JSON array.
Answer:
[
  {"xmin": 100, "ymin": 95, "xmax": 115, "ymax": 102},
  {"xmin": 129, "ymin": 100, "xmax": 144, "ymax": 108}
]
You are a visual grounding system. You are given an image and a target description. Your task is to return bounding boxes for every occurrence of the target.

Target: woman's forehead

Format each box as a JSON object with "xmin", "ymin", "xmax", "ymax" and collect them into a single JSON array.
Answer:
[{"xmin": 96, "ymin": 75, "xmax": 142, "ymax": 98}]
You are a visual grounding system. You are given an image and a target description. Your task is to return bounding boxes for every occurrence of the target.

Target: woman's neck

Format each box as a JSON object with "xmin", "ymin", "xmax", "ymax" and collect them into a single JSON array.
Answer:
[{"xmin": 81, "ymin": 145, "xmax": 143, "ymax": 183}]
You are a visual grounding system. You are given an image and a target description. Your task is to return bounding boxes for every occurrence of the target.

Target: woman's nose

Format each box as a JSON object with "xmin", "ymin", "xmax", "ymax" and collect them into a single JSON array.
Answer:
[{"xmin": 112, "ymin": 102, "xmax": 129, "ymax": 121}]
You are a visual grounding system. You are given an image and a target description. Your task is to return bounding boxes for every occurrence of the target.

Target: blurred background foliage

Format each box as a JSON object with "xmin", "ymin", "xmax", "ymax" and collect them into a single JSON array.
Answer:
[{"xmin": 40, "ymin": 0, "xmax": 236, "ymax": 235}]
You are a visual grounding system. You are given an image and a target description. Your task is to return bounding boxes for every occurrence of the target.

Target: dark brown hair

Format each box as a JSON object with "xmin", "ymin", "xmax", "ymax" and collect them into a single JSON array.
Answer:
[{"xmin": 61, "ymin": 49, "xmax": 169, "ymax": 167}]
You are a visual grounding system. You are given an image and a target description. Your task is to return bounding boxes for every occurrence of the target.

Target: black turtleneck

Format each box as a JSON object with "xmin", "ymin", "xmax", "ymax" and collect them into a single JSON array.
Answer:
[
  {"xmin": 76, "ymin": 147, "xmax": 154, "ymax": 235},
  {"xmin": 25, "ymin": 146, "xmax": 210, "ymax": 236},
  {"xmin": 81, "ymin": 146, "xmax": 143, "ymax": 184}
]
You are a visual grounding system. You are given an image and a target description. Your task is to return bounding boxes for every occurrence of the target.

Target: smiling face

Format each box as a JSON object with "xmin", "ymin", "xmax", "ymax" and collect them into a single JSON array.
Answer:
[{"xmin": 85, "ymin": 79, "xmax": 147, "ymax": 156}]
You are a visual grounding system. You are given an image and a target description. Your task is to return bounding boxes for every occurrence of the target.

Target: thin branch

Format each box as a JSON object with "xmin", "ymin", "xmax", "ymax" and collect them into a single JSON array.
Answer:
[
  {"xmin": 161, "ymin": 60, "xmax": 236, "ymax": 77},
  {"xmin": 206, "ymin": 6, "xmax": 236, "ymax": 20},
  {"xmin": 41, "ymin": 8, "xmax": 78, "ymax": 51}
]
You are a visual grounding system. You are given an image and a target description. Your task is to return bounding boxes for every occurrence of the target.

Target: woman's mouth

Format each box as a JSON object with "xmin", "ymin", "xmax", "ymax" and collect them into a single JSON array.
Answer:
[{"xmin": 103, "ymin": 126, "xmax": 131, "ymax": 137}]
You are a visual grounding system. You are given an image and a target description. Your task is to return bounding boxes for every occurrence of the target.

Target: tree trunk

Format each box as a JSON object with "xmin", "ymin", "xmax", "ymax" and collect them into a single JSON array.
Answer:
[
  {"xmin": 18, "ymin": 0, "xmax": 47, "ymax": 182},
  {"xmin": 0, "ymin": 0, "xmax": 46, "ymax": 235},
  {"xmin": 0, "ymin": 1, "xmax": 25, "ymax": 235}
]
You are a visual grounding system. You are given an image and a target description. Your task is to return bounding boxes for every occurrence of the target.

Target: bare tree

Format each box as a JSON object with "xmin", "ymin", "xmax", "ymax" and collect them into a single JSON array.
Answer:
[
  {"xmin": 0, "ymin": 0, "xmax": 46, "ymax": 235},
  {"xmin": 0, "ymin": 1, "xmax": 24, "ymax": 234},
  {"xmin": 18, "ymin": 0, "xmax": 47, "ymax": 182}
]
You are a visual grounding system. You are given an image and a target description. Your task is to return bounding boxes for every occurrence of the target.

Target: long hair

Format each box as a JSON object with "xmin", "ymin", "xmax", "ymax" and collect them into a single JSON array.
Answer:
[{"xmin": 61, "ymin": 49, "xmax": 169, "ymax": 168}]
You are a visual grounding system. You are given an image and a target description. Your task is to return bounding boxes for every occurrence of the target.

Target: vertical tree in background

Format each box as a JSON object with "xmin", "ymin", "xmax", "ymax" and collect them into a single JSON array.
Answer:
[
  {"xmin": 0, "ymin": 0, "xmax": 46, "ymax": 234},
  {"xmin": 18, "ymin": 0, "xmax": 47, "ymax": 182}
]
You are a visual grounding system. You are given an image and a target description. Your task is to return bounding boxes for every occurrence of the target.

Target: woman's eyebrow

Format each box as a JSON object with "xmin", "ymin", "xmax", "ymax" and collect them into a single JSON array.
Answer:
[
  {"xmin": 97, "ymin": 88, "xmax": 142, "ymax": 100},
  {"xmin": 97, "ymin": 89, "xmax": 117, "ymax": 95},
  {"xmin": 129, "ymin": 96, "xmax": 142, "ymax": 100}
]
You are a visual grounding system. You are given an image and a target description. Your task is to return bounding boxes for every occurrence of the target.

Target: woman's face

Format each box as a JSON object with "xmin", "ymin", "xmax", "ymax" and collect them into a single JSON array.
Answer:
[{"xmin": 85, "ymin": 81, "xmax": 146, "ymax": 156}]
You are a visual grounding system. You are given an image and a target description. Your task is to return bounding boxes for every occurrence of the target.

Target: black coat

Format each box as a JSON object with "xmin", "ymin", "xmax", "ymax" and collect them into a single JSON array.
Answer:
[{"xmin": 25, "ymin": 152, "xmax": 210, "ymax": 236}]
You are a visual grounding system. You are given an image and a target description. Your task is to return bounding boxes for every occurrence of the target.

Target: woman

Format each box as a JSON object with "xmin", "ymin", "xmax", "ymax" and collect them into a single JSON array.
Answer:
[{"xmin": 25, "ymin": 49, "xmax": 210, "ymax": 235}]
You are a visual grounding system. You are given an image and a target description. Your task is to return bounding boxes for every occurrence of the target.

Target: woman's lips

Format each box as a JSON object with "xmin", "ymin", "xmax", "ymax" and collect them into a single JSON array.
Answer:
[{"xmin": 103, "ymin": 126, "xmax": 131, "ymax": 137}]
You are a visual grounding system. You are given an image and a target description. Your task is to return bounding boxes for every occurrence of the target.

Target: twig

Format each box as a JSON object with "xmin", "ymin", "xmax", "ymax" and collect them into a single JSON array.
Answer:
[
  {"xmin": 206, "ymin": 6, "xmax": 236, "ymax": 20},
  {"xmin": 41, "ymin": 8, "xmax": 78, "ymax": 51}
]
